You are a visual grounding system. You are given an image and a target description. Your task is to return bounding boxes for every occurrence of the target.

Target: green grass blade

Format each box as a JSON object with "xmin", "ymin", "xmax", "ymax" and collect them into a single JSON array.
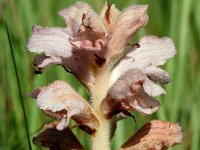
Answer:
[{"xmin": 5, "ymin": 21, "xmax": 32, "ymax": 150}]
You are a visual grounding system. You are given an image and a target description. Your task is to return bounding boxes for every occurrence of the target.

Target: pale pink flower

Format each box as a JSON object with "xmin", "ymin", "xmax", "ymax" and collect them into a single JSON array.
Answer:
[{"xmin": 28, "ymin": 2, "xmax": 182, "ymax": 150}]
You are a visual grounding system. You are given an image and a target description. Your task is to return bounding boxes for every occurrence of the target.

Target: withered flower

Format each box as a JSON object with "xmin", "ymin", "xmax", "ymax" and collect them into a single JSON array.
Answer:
[
  {"xmin": 120, "ymin": 120, "xmax": 183, "ymax": 150},
  {"xmin": 28, "ymin": 2, "xmax": 183, "ymax": 150}
]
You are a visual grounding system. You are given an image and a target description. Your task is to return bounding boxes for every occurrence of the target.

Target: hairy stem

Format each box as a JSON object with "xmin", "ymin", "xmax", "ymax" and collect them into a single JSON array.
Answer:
[{"xmin": 91, "ymin": 68, "xmax": 111, "ymax": 150}]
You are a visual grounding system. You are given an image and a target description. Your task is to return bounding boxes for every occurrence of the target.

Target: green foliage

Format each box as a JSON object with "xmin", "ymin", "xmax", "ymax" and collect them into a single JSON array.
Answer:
[{"xmin": 0, "ymin": 0, "xmax": 199, "ymax": 149}]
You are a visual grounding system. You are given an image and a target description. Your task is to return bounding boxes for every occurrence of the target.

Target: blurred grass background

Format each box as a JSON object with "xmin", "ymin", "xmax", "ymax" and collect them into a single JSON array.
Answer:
[{"xmin": 0, "ymin": 0, "xmax": 200, "ymax": 149}]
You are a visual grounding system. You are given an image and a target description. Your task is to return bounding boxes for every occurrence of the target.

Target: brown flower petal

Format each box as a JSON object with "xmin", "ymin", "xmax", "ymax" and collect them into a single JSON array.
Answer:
[
  {"xmin": 108, "ymin": 5, "xmax": 148, "ymax": 58},
  {"xmin": 31, "ymin": 52, "xmax": 96, "ymax": 88},
  {"xmin": 59, "ymin": 2, "xmax": 107, "ymax": 55},
  {"xmin": 120, "ymin": 120, "xmax": 183, "ymax": 150},
  {"xmin": 68, "ymin": 11, "xmax": 107, "ymax": 66},
  {"xmin": 110, "ymin": 113, "xmax": 128, "ymax": 139},
  {"xmin": 32, "ymin": 54, "xmax": 62, "ymax": 74},
  {"xmin": 100, "ymin": 2, "xmax": 120, "ymax": 32},
  {"xmin": 59, "ymin": 2, "xmax": 93, "ymax": 35},
  {"xmin": 33, "ymin": 121, "xmax": 83, "ymax": 150},
  {"xmin": 60, "ymin": 1, "xmax": 107, "ymax": 53},
  {"xmin": 70, "ymin": 10, "xmax": 106, "ymax": 43},
  {"xmin": 101, "ymin": 69, "xmax": 160, "ymax": 118},
  {"xmin": 30, "ymin": 80, "xmax": 100, "ymax": 134},
  {"xmin": 144, "ymin": 66, "xmax": 170, "ymax": 84}
]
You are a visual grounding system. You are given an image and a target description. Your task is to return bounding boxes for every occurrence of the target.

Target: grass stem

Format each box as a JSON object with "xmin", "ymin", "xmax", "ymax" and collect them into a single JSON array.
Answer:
[{"xmin": 5, "ymin": 21, "xmax": 32, "ymax": 150}]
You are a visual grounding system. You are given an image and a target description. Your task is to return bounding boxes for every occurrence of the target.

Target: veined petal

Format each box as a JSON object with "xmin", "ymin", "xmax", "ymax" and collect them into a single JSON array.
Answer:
[
  {"xmin": 32, "ymin": 54, "xmax": 62, "ymax": 73},
  {"xmin": 100, "ymin": 2, "xmax": 120, "ymax": 32},
  {"xmin": 59, "ymin": 2, "xmax": 93, "ymax": 34},
  {"xmin": 144, "ymin": 66, "xmax": 170, "ymax": 84},
  {"xmin": 28, "ymin": 25, "xmax": 72, "ymax": 57},
  {"xmin": 33, "ymin": 121, "xmax": 83, "ymax": 150},
  {"xmin": 30, "ymin": 80, "xmax": 99, "ymax": 134},
  {"xmin": 126, "ymin": 36, "xmax": 177, "ymax": 68},
  {"xmin": 143, "ymin": 77, "xmax": 166, "ymax": 97},
  {"xmin": 81, "ymin": 11, "xmax": 106, "ymax": 35},
  {"xmin": 124, "ymin": 94, "xmax": 160, "ymax": 115},
  {"xmin": 110, "ymin": 36, "xmax": 176, "ymax": 86},
  {"xmin": 109, "ymin": 5, "xmax": 148, "ymax": 58},
  {"xmin": 120, "ymin": 120, "xmax": 183, "ymax": 150},
  {"xmin": 108, "ymin": 69, "xmax": 145, "ymax": 100},
  {"xmin": 101, "ymin": 69, "xmax": 160, "ymax": 117}
]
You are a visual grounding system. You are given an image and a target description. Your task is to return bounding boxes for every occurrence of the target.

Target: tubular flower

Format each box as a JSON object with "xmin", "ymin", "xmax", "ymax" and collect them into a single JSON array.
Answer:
[{"xmin": 28, "ymin": 2, "xmax": 183, "ymax": 150}]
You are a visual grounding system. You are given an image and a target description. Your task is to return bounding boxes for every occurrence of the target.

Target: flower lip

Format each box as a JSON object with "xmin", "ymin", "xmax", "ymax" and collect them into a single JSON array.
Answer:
[
  {"xmin": 109, "ymin": 36, "xmax": 176, "ymax": 87},
  {"xmin": 29, "ymin": 80, "xmax": 100, "ymax": 134},
  {"xmin": 101, "ymin": 69, "xmax": 161, "ymax": 118}
]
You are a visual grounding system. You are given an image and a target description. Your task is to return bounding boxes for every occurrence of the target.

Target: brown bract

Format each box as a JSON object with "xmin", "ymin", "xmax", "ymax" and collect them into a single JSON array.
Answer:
[
  {"xmin": 120, "ymin": 120, "xmax": 183, "ymax": 150},
  {"xmin": 100, "ymin": 2, "xmax": 120, "ymax": 32},
  {"xmin": 33, "ymin": 121, "xmax": 83, "ymax": 150},
  {"xmin": 108, "ymin": 5, "xmax": 148, "ymax": 58},
  {"xmin": 29, "ymin": 80, "xmax": 99, "ymax": 135}
]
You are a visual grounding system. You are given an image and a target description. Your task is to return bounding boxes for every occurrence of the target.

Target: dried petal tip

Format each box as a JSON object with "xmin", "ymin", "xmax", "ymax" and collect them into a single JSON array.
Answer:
[
  {"xmin": 100, "ymin": 2, "xmax": 120, "ymax": 32},
  {"xmin": 33, "ymin": 122, "xmax": 83, "ymax": 150},
  {"xmin": 120, "ymin": 120, "xmax": 183, "ymax": 150},
  {"xmin": 109, "ymin": 5, "xmax": 148, "ymax": 58},
  {"xmin": 30, "ymin": 80, "xmax": 100, "ymax": 134},
  {"xmin": 58, "ymin": 2, "xmax": 92, "ymax": 34},
  {"xmin": 28, "ymin": 88, "xmax": 41, "ymax": 98}
]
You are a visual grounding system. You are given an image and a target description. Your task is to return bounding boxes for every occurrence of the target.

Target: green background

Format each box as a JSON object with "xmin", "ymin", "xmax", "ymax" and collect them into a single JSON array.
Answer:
[{"xmin": 0, "ymin": 0, "xmax": 199, "ymax": 149}]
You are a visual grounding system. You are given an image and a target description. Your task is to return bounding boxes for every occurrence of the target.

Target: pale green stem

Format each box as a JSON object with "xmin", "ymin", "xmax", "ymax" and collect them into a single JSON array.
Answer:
[{"xmin": 91, "ymin": 68, "xmax": 111, "ymax": 150}]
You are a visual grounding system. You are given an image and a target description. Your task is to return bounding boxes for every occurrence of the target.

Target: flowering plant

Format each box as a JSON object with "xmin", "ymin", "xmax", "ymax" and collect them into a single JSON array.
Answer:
[{"xmin": 28, "ymin": 2, "xmax": 183, "ymax": 150}]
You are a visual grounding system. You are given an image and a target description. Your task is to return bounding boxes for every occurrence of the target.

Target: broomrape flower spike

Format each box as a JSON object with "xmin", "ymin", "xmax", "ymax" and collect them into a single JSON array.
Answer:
[{"xmin": 28, "ymin": 1, "xmax": 183, "ymax": 150}]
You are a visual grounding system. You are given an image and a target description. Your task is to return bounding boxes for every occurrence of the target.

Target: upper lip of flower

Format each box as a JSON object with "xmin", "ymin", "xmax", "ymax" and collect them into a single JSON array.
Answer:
[{"xmin": 29, "ymin": 80, "xmax": 100, "ymax": 135}]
